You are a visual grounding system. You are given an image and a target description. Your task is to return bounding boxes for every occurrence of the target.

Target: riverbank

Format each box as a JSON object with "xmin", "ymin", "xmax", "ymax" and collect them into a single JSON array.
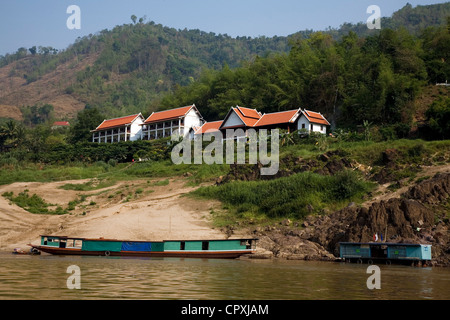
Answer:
[
  {"xmin": 0, "ymin": 178, "xmax": 245, "ymax": 251},
  {"xmin": 1, "ymin": 171, "xmax": 449, "ymax": 267},
  {"xmin": 244, "ymin": 171, "xmax": 450, "ymax": 267}
]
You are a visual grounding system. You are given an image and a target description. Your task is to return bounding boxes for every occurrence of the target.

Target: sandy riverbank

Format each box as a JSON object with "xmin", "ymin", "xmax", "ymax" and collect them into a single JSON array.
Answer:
[{"xmin": 0, "ymin": 178, "xmax": 240, "ymax": 252}]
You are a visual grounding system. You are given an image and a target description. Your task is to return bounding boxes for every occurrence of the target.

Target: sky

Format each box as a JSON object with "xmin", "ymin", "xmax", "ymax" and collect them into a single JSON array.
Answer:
[{"xmin": 0, "ymin": 0, "xmax": 448, "ymax": 56}]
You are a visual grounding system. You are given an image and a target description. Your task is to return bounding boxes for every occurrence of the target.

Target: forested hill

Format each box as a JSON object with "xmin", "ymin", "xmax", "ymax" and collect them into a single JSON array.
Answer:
[
  {"xmin": 0, "ymin": 21, "xmax": 290, "ymax": 120},
  {"xmin": 323, "ymin": 2, "xmax": 450, "ymax": 39},
  {"xmin": 0, "ymin": 2, "xmax": 449, "ymax": 122}
]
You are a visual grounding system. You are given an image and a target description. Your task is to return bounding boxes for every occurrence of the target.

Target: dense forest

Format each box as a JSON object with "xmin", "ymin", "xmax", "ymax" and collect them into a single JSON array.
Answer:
[
  {"xmin": 0, "ymin": 2, "xmax": 449, "ymax": 163},
  {"xmin": 1, "ymin": 3, "xmax": 449, "ymax": 119},
  {"xmin": 161, "ymin": 23, "xmax": 450, "ymax": 130}
]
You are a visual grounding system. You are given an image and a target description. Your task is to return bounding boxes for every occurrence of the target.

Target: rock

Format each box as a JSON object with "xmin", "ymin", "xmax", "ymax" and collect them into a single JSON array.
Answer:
[
  {"xmin": 239, "ymin": 170, "xmax": 450, "ymax": 265},
  {"xmin": 297, "ymin": 172, "xmax": 450, "ymax": 265}
]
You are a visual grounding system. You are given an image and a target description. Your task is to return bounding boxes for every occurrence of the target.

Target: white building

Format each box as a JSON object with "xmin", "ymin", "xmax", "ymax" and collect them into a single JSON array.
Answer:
[
  {"xmin": 91, "ymin": 113, "xmax": 145, "ymax": 143},
  {"xmin": 218, "ymin": 106, "xmax": 330, "ymax": 136},
  {"xmin": 141, "ymin": 105, "xmax": 204, "ymax": 140},
  {"xmin": 296, "ymin": 109, "xmax": 330, "ymax": 134}
]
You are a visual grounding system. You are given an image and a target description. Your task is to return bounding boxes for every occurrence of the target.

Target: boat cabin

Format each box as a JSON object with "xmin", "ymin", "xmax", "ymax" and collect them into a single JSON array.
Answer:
[{"xmin": 339, "ymin": 242, "xmax": 432, "ymax": 265}]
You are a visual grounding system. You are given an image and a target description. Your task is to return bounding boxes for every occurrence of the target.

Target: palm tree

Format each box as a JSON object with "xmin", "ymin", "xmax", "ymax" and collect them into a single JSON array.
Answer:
[
  {"xmin": 0, "ymin": 125, "xmax": 7, "ymax": 146},
  {"xmin": 3, "ymin": 120, "xmax": 18, "ymax": 140}
]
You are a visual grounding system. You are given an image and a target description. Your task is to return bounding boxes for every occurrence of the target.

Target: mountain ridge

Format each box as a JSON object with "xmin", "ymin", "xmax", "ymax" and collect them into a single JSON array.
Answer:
[{"xmin": 0, "ymin": 2, "xmax": 449, "ymax": 122}]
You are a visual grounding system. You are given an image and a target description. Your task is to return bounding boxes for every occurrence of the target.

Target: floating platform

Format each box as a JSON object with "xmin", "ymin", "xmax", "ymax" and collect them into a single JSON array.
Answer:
[{"xmin": 339, "ymin": 242, "xmax": 432, "ymax": 266}]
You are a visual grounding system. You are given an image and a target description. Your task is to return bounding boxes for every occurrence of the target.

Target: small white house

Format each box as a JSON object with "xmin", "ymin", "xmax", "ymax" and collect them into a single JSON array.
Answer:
[
  {"xmin": 91, "ymin": 113, "xmax": 145, "ymax": 143},
  {"xmin": 141, "ymin": 104, "xmax": 204, "ymax": 140},
  {"xmin": 296, "ymin": 109, "xmax": 330, "ymax": 134},
  {"xmin": 219, "ymin": 106, "xmax": 330, "ymax": 136}
]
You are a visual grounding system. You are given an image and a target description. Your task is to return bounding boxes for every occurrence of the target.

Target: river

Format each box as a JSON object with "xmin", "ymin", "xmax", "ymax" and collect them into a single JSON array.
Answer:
[{"xmin": 1, "ymin": 252, "xmax": 449, "ymax": 301}]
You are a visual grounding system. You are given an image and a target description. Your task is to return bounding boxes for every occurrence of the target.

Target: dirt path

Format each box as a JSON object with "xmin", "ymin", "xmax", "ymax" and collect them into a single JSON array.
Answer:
[{"xmin": 0, "ymin": 178, "xmax": 232, "ymax": 252}]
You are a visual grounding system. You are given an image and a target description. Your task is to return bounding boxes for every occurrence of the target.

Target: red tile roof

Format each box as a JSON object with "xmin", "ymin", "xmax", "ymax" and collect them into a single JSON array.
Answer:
[
  {"xmin": 254, "ymin": 109, "xmax": 299, "ymax": 127},
  {"xmin": 195, "ymin": 121, "xmax": 223, "ymax": 135},
  {"xmin": 144, "ymin": 105, "xmax": 197, "ymax": 124},
  {"xmin": 301, "ymin": 110, "xmax": 330, "ymax": 125},
  {"xmin": 93, "ymin": 114, "xmax": 143, "ymax": 132},
  {"xmin": 221, "ymin": 106, "xmax": 262, "ymax": 129},
  {"xmin": 236, "ymin": 107, "xmax": 262, "ymax": 120},
  {"xmin": 220, "ymin": 106, "xmax": 330, "ymax": 130}
]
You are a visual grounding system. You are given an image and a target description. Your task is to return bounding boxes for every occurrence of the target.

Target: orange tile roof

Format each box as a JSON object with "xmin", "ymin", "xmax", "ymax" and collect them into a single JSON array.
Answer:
[
  {"xmin": 93, "ymin": 114, "xmax": 143, "ymax": 131},
  {"xmin": 195, "ymin": 121, "xmax": 223, "ymax": 134},
  {"xmin": 236, "ymin": 107, "xmax": 262, "ymax": 120},
  {"xmin": 230, "ymin": 106, "xmax": 262, "ymax": 127},
  {"xmin": 302, "ymin": 110, "xmax": 330, "ymax": 125},
  {"xmin": 254, "ymin": 109, "xmax": 299, "ymax": 127},
  {"xmin": 144, "ymin": 105, "xmax": 196, "ymax": 124}
]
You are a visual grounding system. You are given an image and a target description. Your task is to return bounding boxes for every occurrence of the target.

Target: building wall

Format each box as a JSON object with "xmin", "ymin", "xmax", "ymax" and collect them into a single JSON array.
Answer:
[
  {"xmin": 92, "ymin": 116, "xmax": 144, "ymax": 143},
  {"xmin": 184, "ymin": 109, "xmax": 203, "ymax": 129},
  {"xmin": 129, "ymin": 117, "xmax": 144, "ymax": 141},
  {"xmin": 297, "ymin": 115, "xmax": 327, "ymax": 134},
  {"xmin": 222, "ymin": 110, "xmax": 245, "ymax": 128},
  {"xmin": 183, "ymin": 108, "xmax": 203, "ymax": 138}
]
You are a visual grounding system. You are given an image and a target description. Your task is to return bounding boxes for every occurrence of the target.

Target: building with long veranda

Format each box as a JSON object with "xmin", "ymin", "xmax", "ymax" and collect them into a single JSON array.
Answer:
[
  {"xmin": 140, "ymin": 104, "xmax": 204, "ymax": 141},
  {"xmin": 91, "ymin": 113, "xmax": 145, "ymax": 143},
  {"xmin": 91, "ymin": 105, "xmax": 330, "ymax": 143}
]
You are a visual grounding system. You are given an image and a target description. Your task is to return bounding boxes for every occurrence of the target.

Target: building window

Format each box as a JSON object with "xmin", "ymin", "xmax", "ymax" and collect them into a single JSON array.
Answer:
[
  {"xmin": 302, "ymin": 123, "xmax": 305, "ymax": 129},
  {"xmin": 310, "ymin": 124, "xmax": 313, "ymax": 131},
  {"xmin": 320, "ymin": 125, "xmax": 323, "ymax": 131}
]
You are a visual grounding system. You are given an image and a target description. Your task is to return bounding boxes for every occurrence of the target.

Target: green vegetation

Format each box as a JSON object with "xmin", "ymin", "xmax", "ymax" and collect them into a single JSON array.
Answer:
[
  {"xmin": 0, "ymin": 3, "xmax": 449, "ymax": 227},
  {"xmin": 192, "ymin": 169, "xmax": 375, "ymax": 222},
  {"xmin": 59, "ymin": 178, "xmax": 117, "ymax": 191},
  {"xmin": 153, "ymin": 179, "xmax": 170, "ymax": 186},
  {"xmin": 2, "ymin": 190, "xmax": 66, "ymax": 215},
  {"xmin": 423, "ymin": 96, "xmax": 450, "ymax": 140},
  {"xmin": 1, "ymin": 3, "xmax": 449, "ymax": 120},
  {"xmin": 162, "ymin": 25, "xmax": 449, "ymax": 128}
]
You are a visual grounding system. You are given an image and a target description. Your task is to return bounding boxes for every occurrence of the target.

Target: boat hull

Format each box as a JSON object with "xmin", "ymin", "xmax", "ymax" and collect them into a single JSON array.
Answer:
[{"xmin": 30, "ymin": 245, "xmax": 253, "ymax": 259}]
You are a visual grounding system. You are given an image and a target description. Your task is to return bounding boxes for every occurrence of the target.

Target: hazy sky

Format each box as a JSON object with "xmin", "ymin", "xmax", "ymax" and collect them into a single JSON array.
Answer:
[{"xmin": 0, "ymin": 0, "xmax": 448, "ymax": 56}]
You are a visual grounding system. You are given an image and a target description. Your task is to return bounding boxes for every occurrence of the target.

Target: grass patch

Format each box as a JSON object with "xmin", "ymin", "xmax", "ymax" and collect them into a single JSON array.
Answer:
[
  {"xmin": 67, "ymin": 195, "xmax": 87, "ymax": 211},
  {"xmin": 191, "ymin": 169, "xmax": 375, "ymax": 224},
  {"xmin": 59, "ymin": 178, "xmax": 117, "ymax": 191},
  {"xmin": 0, "ymin": 162, "xmax": 131, "ymax": 186},
  {"xmin": 153, "ymin": 179, "xmax": 170, "ymax": 186},
  {"xmin": 2, "ymin": 190, "xmax": 67, "ymax": 215}
]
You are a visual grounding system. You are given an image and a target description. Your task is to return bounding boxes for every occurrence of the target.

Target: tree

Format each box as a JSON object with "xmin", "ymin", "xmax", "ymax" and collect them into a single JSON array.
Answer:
[
  {"xmin": 29, "ymin": 46, "xmax": 37, "ymax": 55},
  {"xmin": 69, "ymin": 107, "xmax": 104, "ymax": 144},
  {"xmin": 425, "ymin": 97, "xmax": 450, "ymax": 139},
  {"xmin": 0, "ymin": 120, "xmax": 26, "ymax": 148},
  {"xmin": 131, "ymin": 15, "xmax": 137, "ymax": 24}
]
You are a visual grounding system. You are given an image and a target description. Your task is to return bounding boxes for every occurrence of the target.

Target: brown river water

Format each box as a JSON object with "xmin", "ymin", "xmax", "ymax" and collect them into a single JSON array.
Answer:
[{"xmin": 0, "ymin": 252, "xmax": 449, "ymax": 300}]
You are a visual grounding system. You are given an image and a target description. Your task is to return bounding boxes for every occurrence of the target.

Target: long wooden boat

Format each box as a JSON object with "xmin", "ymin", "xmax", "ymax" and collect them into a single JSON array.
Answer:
[{"xmin": 29, "ymin": 235, "xmax": 257, "ymax": 259}]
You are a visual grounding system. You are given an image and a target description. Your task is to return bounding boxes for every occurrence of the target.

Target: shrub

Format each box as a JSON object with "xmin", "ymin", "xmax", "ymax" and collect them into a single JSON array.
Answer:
[
  {"xmin": 2, "ymin": 190, "xmax": 67, "ymax": 215},
  {"xmin": 192, "ymin": 170, "xmax": 374, "ymax": 220}
]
